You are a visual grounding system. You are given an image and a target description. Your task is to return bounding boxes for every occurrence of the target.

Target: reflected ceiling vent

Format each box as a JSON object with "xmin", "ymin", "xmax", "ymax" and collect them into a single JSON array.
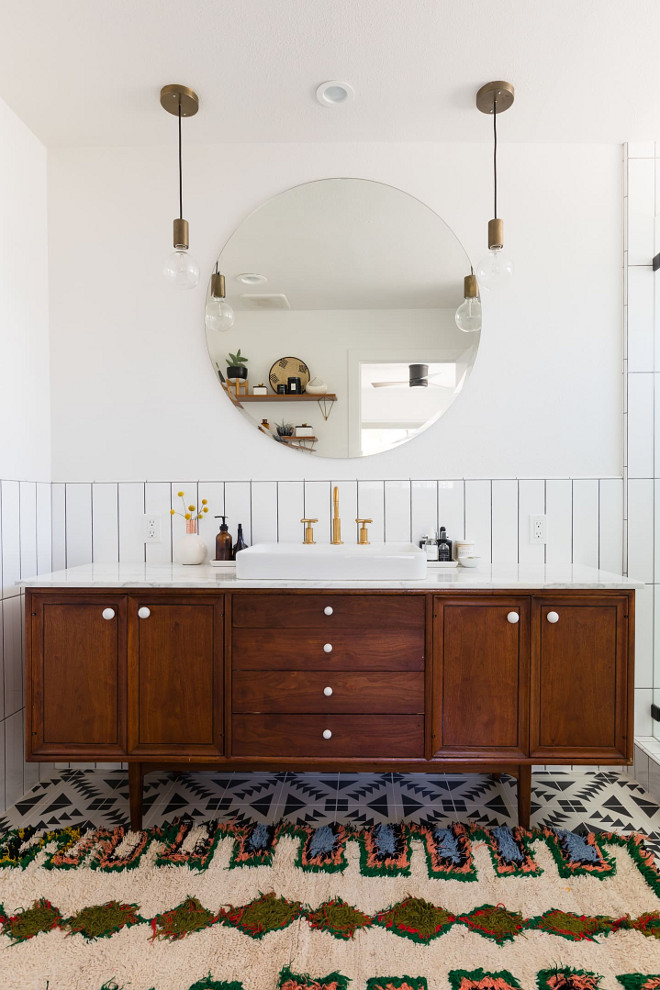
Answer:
[{"xmin": 239, "ymin": 293, "xmax": 291, "ymax": 310}]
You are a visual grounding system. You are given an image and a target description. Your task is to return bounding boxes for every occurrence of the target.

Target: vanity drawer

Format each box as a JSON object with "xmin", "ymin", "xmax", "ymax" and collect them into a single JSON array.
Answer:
[
  {"xmin": 232, "ymin": 670, "xmax": 424, "ymax": 714},
  {"xmin": 231, "ymin": 628, "xmax": 424, "ymax": 670},
  {"xmin": 232, "ymin": 714, "xmax": 424, "ymax": 758},
  {"xmin": 232, "ymin": 594, "xmax": 424, "ymax": 630}
]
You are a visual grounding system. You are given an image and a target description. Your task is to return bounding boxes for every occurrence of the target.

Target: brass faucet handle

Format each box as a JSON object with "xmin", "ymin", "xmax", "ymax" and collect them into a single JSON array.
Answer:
[
  {"xmin": 301, "ymin": 518, "xmax": 318, "ymax": 545},
  {"xmin": 355, "ymin": 518, "xmax": 373, "ymax": 545}
]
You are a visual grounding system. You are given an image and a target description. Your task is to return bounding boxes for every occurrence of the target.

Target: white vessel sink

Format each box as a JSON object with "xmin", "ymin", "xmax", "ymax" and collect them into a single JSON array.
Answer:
[{"xmin": 235, "ymin": 541, "xmax": 427, "ymax": 580}]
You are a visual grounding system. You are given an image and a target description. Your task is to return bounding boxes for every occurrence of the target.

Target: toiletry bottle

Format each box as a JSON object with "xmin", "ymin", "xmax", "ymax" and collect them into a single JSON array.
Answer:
[
  {"xmin": 233, "ymin": 523, "xmax": 248, "ymax": 559},
  {"xmin": 423, "ymin": 533, "xmax": 437, "ymax": 561},
  {"xmin": 214, "ymin": 515, "xmax": 233, "ymax": 561},
  {"xmin": 437, "ymin": 526, "xmax": 452, "ymax": 562}
]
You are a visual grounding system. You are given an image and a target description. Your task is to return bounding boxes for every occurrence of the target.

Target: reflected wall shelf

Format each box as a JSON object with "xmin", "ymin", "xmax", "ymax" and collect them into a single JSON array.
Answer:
[{"xmin": 222, "ymin": 385, "xmax": 337, "ymax": 421}]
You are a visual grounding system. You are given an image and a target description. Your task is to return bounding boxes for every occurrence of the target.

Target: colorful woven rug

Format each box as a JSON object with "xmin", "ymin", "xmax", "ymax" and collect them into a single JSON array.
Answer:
[{"xmin": 1, "ymin": 820, "xmax": 660, "ymax": 989}]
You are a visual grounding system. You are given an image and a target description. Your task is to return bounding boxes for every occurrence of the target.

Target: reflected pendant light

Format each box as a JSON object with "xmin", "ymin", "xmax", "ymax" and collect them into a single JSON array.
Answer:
[
  {"xmin": 205, "ymin": 264, "xmax": 235, "ymax": 332},
  {"xmin": 161, "ymin": 84, "xmax": 200, "ymax": 289},
  {"xmin": 455, "ymin": 268, "xmax": 482, "ymax": 332},
  {"xmin": 475, "ymin": 81, "xmax": 514, "ymax": 290}
]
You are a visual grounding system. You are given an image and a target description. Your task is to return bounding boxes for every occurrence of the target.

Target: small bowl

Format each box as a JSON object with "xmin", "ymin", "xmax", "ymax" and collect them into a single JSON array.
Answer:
[
  {"xmin": 459, "ymin": 555, "xmax": 481, "ymax": 568},
  {"xmin": 306, "ymin": 384, "xmax": 328, "ymax": 395}
]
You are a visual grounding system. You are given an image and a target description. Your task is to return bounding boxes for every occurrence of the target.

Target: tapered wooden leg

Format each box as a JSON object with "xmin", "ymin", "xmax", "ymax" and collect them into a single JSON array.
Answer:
[
  {"xmin": 129, "ymin": 763, "xmax": 144, "ymax": 832},
  {"xmin": 517, "ymin": 764, "xmax": 531, "ymax": 829}
]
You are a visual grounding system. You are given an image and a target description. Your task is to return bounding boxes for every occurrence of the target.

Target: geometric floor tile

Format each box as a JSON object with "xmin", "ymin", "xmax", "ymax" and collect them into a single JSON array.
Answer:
[{"xmin": 2, "ymin": 767, "xmax": 660, "ymax": 864}]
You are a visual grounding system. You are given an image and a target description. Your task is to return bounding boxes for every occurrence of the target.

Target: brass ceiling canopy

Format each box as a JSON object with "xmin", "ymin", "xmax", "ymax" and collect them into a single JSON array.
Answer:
[
  {"xmin": 476, "ymin": 81, "xmax": 514, "ymax": 115},
  {"xmin": 160, "ymin": 84, "xmax": 199, "ymax": 117}
]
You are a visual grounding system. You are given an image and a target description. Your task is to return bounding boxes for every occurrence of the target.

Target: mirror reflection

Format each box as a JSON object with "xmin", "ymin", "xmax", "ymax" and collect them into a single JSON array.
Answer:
[{"xmin": 206, "ymin": 179, "xmax": 479, "ymax": 458}]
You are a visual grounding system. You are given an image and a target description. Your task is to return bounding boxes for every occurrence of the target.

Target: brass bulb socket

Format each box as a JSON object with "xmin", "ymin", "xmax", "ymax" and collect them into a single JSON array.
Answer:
[
  {"xmin": 464, "ymin": 273, "xmax": 478, "ymax": 298},
  {"xmin": 488, "ymin": 218, "xmax": 504, "ymax": 251},
  {"xmin": 210, "ymin": 272, "xmax": 226, "ymax": 299},
  {"xmin": 173, "ymin": 218, "xmax": 189, "ymax": 250}
]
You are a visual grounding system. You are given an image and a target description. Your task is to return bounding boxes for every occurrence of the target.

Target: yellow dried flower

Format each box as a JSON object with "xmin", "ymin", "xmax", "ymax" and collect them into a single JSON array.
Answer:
[
  {"xmin": 188, "ymin": 504, "xmax": 195, "ymax": 511},
  {"xmin": 201, "ymin": 499, "xmax": 208, "ymax": 505},
  {"xmin": 184, "ymin": 513, "xmax": 191, "ymax": 520},
  {"xmin": 203, "ymin": 506, "xmax": 208, "ymax": 512},
  {"xmin": 170, "ymin": 509, "xmax": 175, "ymax": 515},
  {"xmin": 177, "ymin": 491, "xmax": 184, "ymax": 497}
]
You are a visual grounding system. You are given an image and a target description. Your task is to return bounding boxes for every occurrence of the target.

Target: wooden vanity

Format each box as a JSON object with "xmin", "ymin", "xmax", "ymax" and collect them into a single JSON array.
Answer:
[{"xmin": 23, "ymin": 568, "xmax": 636, "ymax": 830}]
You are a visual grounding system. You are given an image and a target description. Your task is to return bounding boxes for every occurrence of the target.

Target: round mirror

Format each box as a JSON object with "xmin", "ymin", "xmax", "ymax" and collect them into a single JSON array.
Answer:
[{"xmin": 205, "ymin": 179, "xmax": 479, "ymax": 458}]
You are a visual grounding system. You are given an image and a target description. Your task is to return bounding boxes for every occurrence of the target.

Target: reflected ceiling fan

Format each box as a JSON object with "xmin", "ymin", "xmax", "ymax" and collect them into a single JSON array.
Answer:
[{"xmin": 371, "ymin": 363, "xmax": 452, "ymax": 389}]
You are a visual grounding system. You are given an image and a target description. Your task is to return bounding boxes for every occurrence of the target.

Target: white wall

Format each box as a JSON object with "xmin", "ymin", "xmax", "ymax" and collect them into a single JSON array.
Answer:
[
  {"xmin": 48, "ymin": 141, "xmax": 622, "ymax": 481},
  {"xmin": 0, "ymin": 96, "xmax": 50, "ymax": 480},
  {"xmin": 0, "ymin": 94, "xmax": 50, "ymax": 811}
]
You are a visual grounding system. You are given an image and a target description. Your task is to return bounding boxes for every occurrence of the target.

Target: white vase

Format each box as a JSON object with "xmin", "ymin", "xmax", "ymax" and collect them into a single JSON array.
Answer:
[{"xmin": 174, "ymin": 533, "xmax": 207, "ymax": 565}]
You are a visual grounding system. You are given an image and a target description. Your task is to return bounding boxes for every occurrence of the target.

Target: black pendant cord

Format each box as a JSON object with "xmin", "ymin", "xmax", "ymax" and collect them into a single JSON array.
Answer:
[
  {"xmin": 178, "ymin": 101, "xmax": 183, "ymax": 221},
  {"xmin": 493, "ymin": 97, "xmax": 498, "ymax": 220}
]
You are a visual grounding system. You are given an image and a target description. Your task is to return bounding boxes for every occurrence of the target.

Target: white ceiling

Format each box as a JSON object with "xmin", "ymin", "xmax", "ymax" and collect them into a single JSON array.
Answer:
[{"xmin": 1, "ymin": 0, "xmax": 660, "ymax": 148}]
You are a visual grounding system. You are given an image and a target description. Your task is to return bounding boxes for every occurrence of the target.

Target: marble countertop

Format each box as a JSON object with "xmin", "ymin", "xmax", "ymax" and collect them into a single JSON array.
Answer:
[{"xmin": 19, "ymin": 561, "xmax": 642, "ymax": 590}]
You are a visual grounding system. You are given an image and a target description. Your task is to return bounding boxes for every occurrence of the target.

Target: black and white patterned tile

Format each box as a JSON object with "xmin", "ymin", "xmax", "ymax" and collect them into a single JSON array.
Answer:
[{"xmin": 2, "ymin": 769, "xmax": 660, "ymax": 863}]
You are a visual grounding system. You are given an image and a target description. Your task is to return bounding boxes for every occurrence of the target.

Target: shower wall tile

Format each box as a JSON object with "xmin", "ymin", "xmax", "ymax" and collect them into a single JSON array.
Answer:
[
  {"xmin": 277, "ymin": 482, "xmax": 305, "ymax": 543},
  {"xmin": 599, "ymin": 479, "xmax": 624, "ymax": 573},
  {"xmin": 384, "ymin": 480, "xmax": 410, "ymax": 542},
  {"xmin": 92, "ymin": 483, "xmax": 119, "ymax": 563},
  {"xmin": 1, "ymin": 481, "xmax": 20, "ymax": 597},
  {"xmin": 491, "ymin": 480, "xmax": 518, "ymax": 564},
  {"xmin": 545, "ymin": 479, "xmax": 573, "ymax": 565},
  {"xmin": 64, "ymin": 483, "xmax": 92, "ymax": 568},
  {"xmin": 251, "ymin": 482, "xmax": 278, "ymax": 544},
  {"xmin": 517, "ymin": 480, "xmax": 545, "ymax": 566},
  {"xmin": 19, "ymin": 482, "xmax": 37, "ymax": 581},
  {"xmin": 628, "ymin": 267, "xmax": 654, "ymax": 371},
  {"xmin": 464, "ymin": 480, "xmax": 491, "ymax": 563},
  {"xmin": 36, "ymin": 482, "xmax": 51, "ymax": 574},
  {"xmin": 357, "ymin": 480, "xmax": 385, "ymax": 543},
  {"xmin": 628, "ymin": 372, "xmax": 654, "ymax": 477},
  {"xmin": 411, "ymin": 480, "xmax": 437, "ymax": 547},
  {"xmin": 304, "ymin": 481, "xmax": 331, "ymax": 543},
  {"xmin": 437, "ymin": 481, "xmax": 464, "ymax": 542},
  {"xmin": 572, "ymin": 479, "xmax": 599, "ymax": 568},
  {"xmin": 118, "ymin": 482, "xmax": 145, "ymax": 563}
]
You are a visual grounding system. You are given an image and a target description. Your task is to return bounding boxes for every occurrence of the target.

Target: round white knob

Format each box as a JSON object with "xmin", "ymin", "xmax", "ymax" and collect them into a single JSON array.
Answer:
[
  {"xmin": 322, "ymin": 729, "xmax": 332, "ymax": 740},
  {"xmin": 102, "ymin": 608, "xmax": 115, "ymax": 621},
  {"xmin": 138, "ymin": 606, "xmax": 151, "ymax": 619},
  {"xmin": 323, "ymin": 643, "xmax": 333, "ymax": 653},
  {"xmin": 324, "ymin": 606, "xmax": 333, "ymax": 616},
  {"xmin": 323, "ymin": 686, "xmax": 333, "ymax": 697},
  {"xmin": 547, "ymin": 611, "xmax": 559, "ymax": 623},
  {"xmin": 507, "ymin": 611, "xmax": 519, "ymax": 624}
]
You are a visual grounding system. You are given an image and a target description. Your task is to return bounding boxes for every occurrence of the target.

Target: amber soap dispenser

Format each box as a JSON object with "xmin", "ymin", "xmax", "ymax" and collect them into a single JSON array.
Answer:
[{"xmin": 214, "ymin": 516, "xmax": 233, "ymax": 561}]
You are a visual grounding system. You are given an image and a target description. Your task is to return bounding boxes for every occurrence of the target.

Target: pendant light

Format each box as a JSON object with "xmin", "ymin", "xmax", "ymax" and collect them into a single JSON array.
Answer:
[
  {"xmin": 455, "ymin": 269, "xmax": 482, "ymax": 332},
  {"xmin": 161, "ymin": 84, "xmax": 200, "ymax": 290},
  {"xmin": 475, "ymin": 81, "xmax": 514, "ymax": 290},
  {"xmin": 205, "ymin": 264, "xmax": 235, "ymax": 332}
]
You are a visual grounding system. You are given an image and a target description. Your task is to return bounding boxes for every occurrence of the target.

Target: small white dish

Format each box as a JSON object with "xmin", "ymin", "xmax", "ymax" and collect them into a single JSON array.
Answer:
[{"xmin": 459, "ymin": 556, "xmax": 481, "ymax": 568}]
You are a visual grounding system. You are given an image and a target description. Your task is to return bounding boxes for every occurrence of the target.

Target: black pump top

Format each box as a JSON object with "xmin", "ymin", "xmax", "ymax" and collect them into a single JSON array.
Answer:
[
  {"xmin": 438, "ymin": 527, "xmax": 448, "ymax": 540},
  {"xmin": 215, "ymin": 515, "xmax": 229, "ymax": 532}
]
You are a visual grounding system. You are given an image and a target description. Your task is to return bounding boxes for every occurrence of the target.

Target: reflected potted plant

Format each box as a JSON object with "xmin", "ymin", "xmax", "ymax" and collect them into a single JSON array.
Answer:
[
  {"xmin": 276, "ymin": 420, "xmax": 294, "ymax": 437},
  {"xmin": 226, "ymin": 349, "xmax": 249, "ymax": 383}
]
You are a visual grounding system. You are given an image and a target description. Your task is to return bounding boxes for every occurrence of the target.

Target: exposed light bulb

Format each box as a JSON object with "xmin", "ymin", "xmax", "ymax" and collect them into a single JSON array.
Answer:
[
  {"xmin": 205, "ymin": 270, "xmax": 235, "ymax": 331},
  {"xmin": 455, "ymin": 273, "xmax": 482, "ymax": 332},
  {"xmin": 475, "ymin": 246, "xmax": 513, "ymax": 291},
  {"xmin": 205, "ymin": 296, "xmax": 235, "ymax": 332},
  {"xmin": 455, "ymin": 296, "xmax": 482, "ymax": 333},
  {"xmin": 163, "ymin": 246, "xmax": 199, "ymax": 289}
]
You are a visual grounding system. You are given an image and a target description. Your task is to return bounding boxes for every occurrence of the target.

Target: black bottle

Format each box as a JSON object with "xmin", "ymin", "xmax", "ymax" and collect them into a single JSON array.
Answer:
[
  {"xmin": 437, "ymin": 526, "xmax": 452, "ymax": 562},
  {"xmin": 232, "ymin": 523, "xmax": 248, "ymax": 559}
]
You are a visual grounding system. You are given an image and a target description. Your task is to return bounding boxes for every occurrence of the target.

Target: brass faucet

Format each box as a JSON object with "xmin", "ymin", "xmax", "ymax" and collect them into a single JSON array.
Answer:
[
  {"xmin": 301, "ymin": 518, "xmax": 318, "ymax": 544},
  {"xmin": 355, "ymin": 518, "xmax": 372, "ymax": 545},
  {"xmin": 331, "ymin": 486, "xmax": 343, "ymax": 544}
]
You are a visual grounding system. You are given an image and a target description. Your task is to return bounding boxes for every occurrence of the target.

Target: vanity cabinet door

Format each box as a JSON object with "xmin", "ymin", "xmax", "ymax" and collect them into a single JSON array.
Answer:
[
  {"xmin": 530, "ymin": 596, "xmax": 631, "ymax": 762},
  {"xmin": 127, "ymin": 596, "xmax": 224, "ymax": 756},
  {"xmin": 432, "ymin": 597, "xmax": 530, "ymax": 760},
  {"xmin": 29, "ymin": 595, "xmax": 127, "ymax": 756}
]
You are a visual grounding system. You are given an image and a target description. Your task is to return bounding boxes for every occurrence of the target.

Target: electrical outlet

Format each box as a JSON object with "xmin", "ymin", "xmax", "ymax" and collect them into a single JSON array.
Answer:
[
  {"xmin": 143, "ymin": 514, "xmax": 161, "ymax": 543},
  {"xmin": 529, "ymin": 514, "xmax": 547, "ymax": 544}
]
